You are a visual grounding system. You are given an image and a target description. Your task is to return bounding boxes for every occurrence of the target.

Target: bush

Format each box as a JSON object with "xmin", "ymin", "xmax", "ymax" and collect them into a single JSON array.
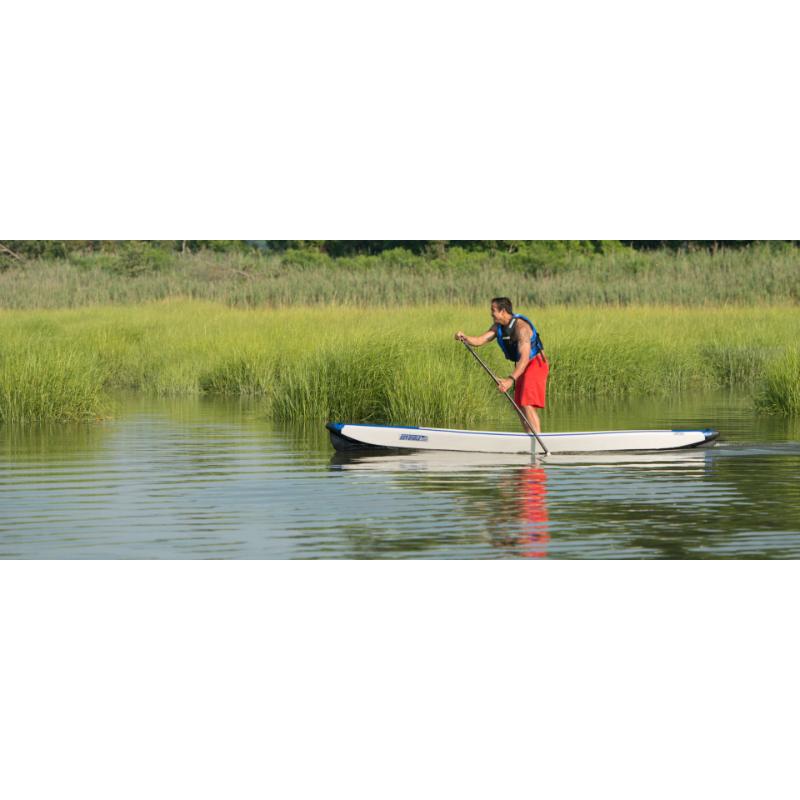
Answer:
[{"xmin": 121, "ymin": 242, "xmax": 174, "ymax": 274}]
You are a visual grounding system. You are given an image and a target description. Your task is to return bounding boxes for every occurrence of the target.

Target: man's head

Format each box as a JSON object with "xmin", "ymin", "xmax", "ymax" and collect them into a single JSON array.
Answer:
[{"xmin": 491, "ymin": 297, "xmax": 514, "ymax": 325}]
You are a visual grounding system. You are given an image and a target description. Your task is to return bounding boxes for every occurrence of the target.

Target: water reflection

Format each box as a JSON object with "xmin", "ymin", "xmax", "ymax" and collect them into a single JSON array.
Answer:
[
  {"xmin": 329, "ymin": 447, "xmax": 781, "ymax": 559},
  {"xmin": 489, "ymin": 463, "xmax": 549, "ymax": 558},
  {"xmin": 331, "ymin": 451, "xmax": 553, "ymax": 557},
  {"xmin": 518, "ymin": 464, "xmax": 549, "ymax": 558},
  {"xmin": 2, "ymin": 395, "xmax": 800, "ymax": 559}
]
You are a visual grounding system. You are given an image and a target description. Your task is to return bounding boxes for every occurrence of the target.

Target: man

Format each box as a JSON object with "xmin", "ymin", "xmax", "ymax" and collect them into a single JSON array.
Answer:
[{"xmin": 455, "ymin": 297, "xmax": 549, "ymax": 434}]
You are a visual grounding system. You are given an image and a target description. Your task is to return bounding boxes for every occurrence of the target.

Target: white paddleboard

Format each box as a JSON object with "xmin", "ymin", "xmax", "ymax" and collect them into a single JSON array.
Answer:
[{"xmin": 327, "ymin": 422, "xmax": 719, "ymax": 455}]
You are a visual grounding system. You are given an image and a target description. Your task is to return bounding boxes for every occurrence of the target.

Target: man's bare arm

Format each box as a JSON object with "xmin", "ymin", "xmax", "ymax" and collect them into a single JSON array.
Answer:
[
  {"xmin": 510, "ymin": 337, "xmax": 531, "ymax": 381},
  {"xmin": 454, "ymin": 327, "xmax": 497, "ymax": 347},
  {"xmin": 507, "ymin": 320, "xmax": 533, "ymax": 380}
]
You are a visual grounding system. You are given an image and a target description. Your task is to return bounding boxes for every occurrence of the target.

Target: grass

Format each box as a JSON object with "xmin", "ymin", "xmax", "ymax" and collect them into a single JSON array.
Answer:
[
  {"xmin": 0, "ymin": 245, "xmax": 799, "ymax": 309},
  {"xmin": 756, "ymin": 348, "xmax": 800, "ymax": 415},
  {"xmin": 1, "ymin": 302, "xmax": 799, "ymax": 424},
  {"xmin": 0, "ymin": 346, "xmax": 108, "ymax": 424}
]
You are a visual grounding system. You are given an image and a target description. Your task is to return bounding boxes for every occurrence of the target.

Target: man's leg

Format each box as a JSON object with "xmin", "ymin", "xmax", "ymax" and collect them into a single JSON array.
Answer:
[{"xmin": 521, "ymin": 405, "xmax": 541, "ymax": 434}]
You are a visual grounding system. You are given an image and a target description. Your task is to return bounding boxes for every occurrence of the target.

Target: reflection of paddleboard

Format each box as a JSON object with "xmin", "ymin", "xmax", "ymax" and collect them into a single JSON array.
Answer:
[
  {"xmin": 538, "ymin": 451, "xmax": 713, "ymax": 468},
  {"xmin": 330, "ymin": 449, "xmax": 712, "ymax": 473},
  {"xmin": 327, "ymin": 421, "xmax": 719, "ymax": 455},
  {"xmin": 331, "ymin": 450, "xmax": 533, "ymax": 472}
]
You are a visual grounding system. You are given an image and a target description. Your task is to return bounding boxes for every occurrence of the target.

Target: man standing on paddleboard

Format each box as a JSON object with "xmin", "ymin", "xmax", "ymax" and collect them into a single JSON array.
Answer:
[{"xmin": 455, "ymin": 297, "xmax": 549, "ymax": 434}]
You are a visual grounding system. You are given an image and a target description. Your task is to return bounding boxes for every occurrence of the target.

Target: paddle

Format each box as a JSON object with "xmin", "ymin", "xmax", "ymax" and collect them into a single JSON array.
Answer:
[{"xmin": 459, "ymin": 338, "xmax": 549, "ymax": 455}]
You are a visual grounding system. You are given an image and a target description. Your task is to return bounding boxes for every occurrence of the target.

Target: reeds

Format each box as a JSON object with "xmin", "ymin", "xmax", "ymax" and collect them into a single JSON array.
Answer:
[
  {"xmin": 755, "ymin": 349, "xmax": 800, "ymax": 415},
  {"xmin": 1, "ymin": 302, "xmax": 799, "ymax": 423},
  {"xmin": 0, "ymin": 245, "xmax": 798, "ymax": 309},
  {"xmin": 0, "ymin": 346, "xmax": 107, "ymax": 423}
]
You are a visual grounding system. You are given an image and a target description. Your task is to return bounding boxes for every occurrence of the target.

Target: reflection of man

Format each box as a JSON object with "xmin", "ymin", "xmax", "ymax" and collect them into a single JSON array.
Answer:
[
  {"xmin": 454, "ymin": 296, "xmax": 549, "ymax": 434},
  {"xmin": 493, "ymin": 464, "xmax": 550, "ymax": 558},
  {"xmin": 518, "ymin": 464, "xmax": 549, "ymax": 558}
]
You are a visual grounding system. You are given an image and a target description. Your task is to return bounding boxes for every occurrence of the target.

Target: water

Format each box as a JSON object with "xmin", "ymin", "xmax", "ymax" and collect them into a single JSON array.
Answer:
[{"xmin": 2, "ymin": 395, "xmax": 800, "ymax": 559}]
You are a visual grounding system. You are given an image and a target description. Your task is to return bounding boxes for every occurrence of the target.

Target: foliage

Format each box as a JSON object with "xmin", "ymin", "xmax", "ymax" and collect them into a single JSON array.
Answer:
[
  {"xmin": 5, "ymin": 240, "xmax": 800, "ymax": 270},
  {"xmin": 0, "ymin": 344, "xmax": 108, "ymax": 423},
  {"xmin": 756, "ymin": 348, "xmax": 800, "ymax": 415},
  {"xmin": 2, "ymin": 303, "xmax": 800, "ymax": 424},
  {"xmin": 1, "ymin": 244, "xmax": 799, "ymax": 308}
]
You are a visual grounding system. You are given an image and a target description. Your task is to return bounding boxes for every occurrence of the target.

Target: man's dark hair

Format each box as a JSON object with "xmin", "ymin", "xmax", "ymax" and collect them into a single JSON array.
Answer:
[{"xmin": 491, "ymin": 297, "xmax": 513, "ymax": 314}]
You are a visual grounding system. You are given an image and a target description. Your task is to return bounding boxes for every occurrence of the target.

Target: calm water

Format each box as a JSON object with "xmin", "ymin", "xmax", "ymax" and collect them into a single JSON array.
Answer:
[{"xmin": 2, "ymin": 395, "xmax": 800, "ymax": 559}]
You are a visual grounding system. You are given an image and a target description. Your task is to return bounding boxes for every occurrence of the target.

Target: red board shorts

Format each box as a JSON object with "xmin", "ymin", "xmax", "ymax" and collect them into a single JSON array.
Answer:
[{"xmin": 515, "ymin": 353, "xmax": 549, "ymax": 408}]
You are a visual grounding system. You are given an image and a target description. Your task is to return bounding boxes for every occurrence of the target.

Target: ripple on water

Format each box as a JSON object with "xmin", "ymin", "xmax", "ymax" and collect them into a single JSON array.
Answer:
[{"xmin": 1, "ymin": 396, "xmax": 800, "ymax": 558}]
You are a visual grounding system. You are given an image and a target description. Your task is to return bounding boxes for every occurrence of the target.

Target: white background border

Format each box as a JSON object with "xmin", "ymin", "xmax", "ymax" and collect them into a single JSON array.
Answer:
[
  {"xmin": 2, "ymin": 563, "xmax": 799, "ymax": 799},
  {"xmin": 3, "ymin": 1, "xmax": 799, "ymax": 238}
]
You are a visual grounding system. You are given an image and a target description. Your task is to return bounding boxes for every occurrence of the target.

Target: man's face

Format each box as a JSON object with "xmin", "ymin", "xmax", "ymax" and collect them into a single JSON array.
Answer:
[{"xmin": 491, "ymin": 303, "xmax": 511, "ymax": 325}]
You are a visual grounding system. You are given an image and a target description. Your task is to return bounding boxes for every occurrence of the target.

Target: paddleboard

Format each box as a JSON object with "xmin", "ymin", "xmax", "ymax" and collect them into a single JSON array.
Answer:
[{"xmin": 327, "ymin": 422, "xmax": 719, "ymax": 455}]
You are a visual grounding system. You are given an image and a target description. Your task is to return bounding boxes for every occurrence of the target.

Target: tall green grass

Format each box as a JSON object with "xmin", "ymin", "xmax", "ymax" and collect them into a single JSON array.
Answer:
[
  {"xmin": 0, "ymin": 346, "xmax": 107, "ymax": 423},
  {"xmin": 1, "ymin": 302, "xmax": 799, "ymax": 423},
  {"xmin": 756, "ymin": 348, "xmax": 800, "ymax": 415},
  {"xmin": 0, "ymin": 245, "xmax": 798, "ymax": 309}
]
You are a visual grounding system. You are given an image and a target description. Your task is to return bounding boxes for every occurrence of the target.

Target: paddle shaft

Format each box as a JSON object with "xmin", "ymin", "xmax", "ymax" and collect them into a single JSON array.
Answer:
[{"xmin": 460, "ymin": 339, "xmax": 549, "ymax": 455}]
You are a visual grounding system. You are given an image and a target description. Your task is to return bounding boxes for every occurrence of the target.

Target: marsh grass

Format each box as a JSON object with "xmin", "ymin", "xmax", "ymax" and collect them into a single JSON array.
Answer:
[
  {"xmin": 1, "ymin": 302, "xmax": 799, "ymax": 423},
  {"xmin": 0, "ymin": 346, "xmax": 107, "ymax": 423},
  {"xmin": 1, "ymin": 245, "xmax": 799, "ymax": 309},
  {"xmin": 199, "ymin": 351, "xmax": 276, "ymax": 396},
  {"xmin": 755, "ymin": 349, "xmax": 800, "ymax": 415}
]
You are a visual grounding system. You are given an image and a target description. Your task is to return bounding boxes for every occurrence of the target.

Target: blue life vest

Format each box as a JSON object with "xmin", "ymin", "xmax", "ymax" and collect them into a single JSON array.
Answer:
[{"xmin": 496, "ymin": 314, "xmax": 544, "ymax": 362}]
